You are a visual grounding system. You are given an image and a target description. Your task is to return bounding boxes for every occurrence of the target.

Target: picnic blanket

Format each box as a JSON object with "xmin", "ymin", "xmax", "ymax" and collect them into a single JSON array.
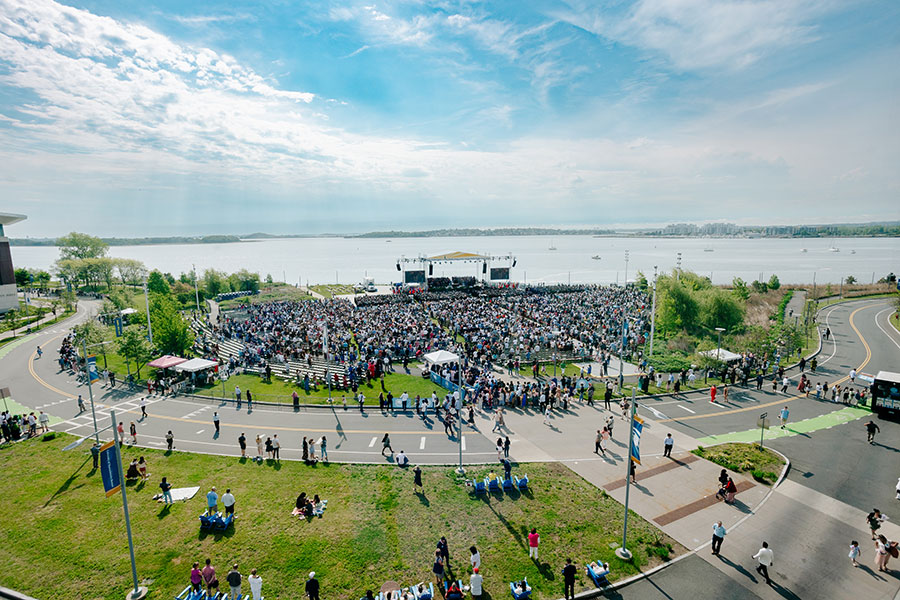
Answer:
[{"xmin": 154, "ymin": 486, "xmax": 200, "ymax": 503}]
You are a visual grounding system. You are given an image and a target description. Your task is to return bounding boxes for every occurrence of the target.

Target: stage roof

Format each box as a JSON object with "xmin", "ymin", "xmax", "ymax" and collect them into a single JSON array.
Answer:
[
  {"xmin": 427, "ymin": 251, "xmax": 489, "ymax": 261},
  {"xmin": 0, "ymin": 213, "xmax": 26, "ymax": 226}
]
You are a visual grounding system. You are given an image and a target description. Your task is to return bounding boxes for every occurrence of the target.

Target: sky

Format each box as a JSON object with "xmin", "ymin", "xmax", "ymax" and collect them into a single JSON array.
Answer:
[{"xmin": 0, "ymin": 0, "xmax": 899, "ymax": 237}]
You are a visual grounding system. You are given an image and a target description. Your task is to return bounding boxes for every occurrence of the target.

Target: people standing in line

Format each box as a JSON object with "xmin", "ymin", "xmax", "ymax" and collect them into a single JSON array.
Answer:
[
  {"xmin": 865, "ymin": 420, "xmax": 880, "ymax": 444},
  {"xmin": 238, "ymin": 432, "xmax": 247, "ymax": 458},
  {"xmin": 256, "ymin": 435, "xmax": 264, "ymax": 461},
  {"xmin": 504, "ymin": 436, "xmax": 511, "ymax": 458},
  {"xmin": 248, "ymin": 569, "xmax": 262, "ymax": 600},
  {"xmin": 235, "ymin": 386, "xmax": 241, "ymax": 403},
  {"xmin": 432, "ymin": 550, "xmax": 445, "ymax": 586},
  {"xmin": 190, "ymin": 562, "xmax": 202, "ymax": 593},
  {"xmin": 202, "ymin": 558, "xmax": 219, "ymax": 598},
  {"xmin": 130, "ymin": 421, "xmax": 137, "ymax": 445},
  {"xmin": 245, "ymin": 389, "xmax": 252, "ymax": 409},
  {"xmin": 38, "ymin": 411, "xmax": 49, "ymax": 433},
  {"xmin": 711, "ymin": 521, "xmax": 726, "ymax": 555},
  {"xmin": 305, "ymin": 572, "xmax": 320, "ymax": 600},
  {"xmin": 213, "ymin": 412, "xmax": 220, "ymax": 434},
  {"xmin": 752, "ymin": 542, "xmax": 774, "ymax": 584},
  {"xmin": 528, "ymin": 528, "xmax": 540, "ymax": 559},
  {"xmin": 382, "ymin": 433, "xmax": 393, "ymax": 457},
  {"xmin": 414, "ymin": 465, "xmax": 423, "ymax": 493},
  {"xmin": 206, "ymin": 487, "xmax": 219, "ymax": 514},
  {"xmin": 496, "ymin": 438, "xmax": 504, "ymax": 461},
  {"xmin": 160, "ymin": 477, "xmax": 173, "ymax": 504},
  {"xmin": 222, "ymin": 489, "xmax": 236, "ymax": 515},
  {"xmin": 265, "ymin": 437, "xmax": 273, "ymax": 459},
  {"xmin": 165, "ymin": 430, "xmax": 174, "ymax": 451},
  {"xmin": 272, "ymin": 434, "xmax": 280, "ymax": 460},
  {"xmin": 226, "ymin": 564, "xmax": 242, "ymax": 600},
  {"xmin": 663, "ymin": 433, "xmax": 674, "ymax": 458},
  {"xmin": 779, "ymin": 406, "xmax": 789, "ymax": 429},
  {"xmin": 320, "ymin": 435, "xmax": 328, "ymax": 461},
  {"xmin": 848, "ymin": 541, "xmax": 860, "ymax": 567},
  {"xmin": 562, "ymin": 558, "xmax": 577, "ymax": 600}
]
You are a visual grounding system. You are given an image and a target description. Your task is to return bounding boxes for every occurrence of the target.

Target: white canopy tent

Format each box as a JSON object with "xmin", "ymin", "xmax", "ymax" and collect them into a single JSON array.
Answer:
[
  {"xmin": 119, "ymin": 308, "xmax": 138, "ymax": 315},
  {"xmin": 422, "ymin": 350, "xmax": 460, "ymax": 367},
  {"xmin": 174, "ymin": 358, "xmax": 219, "ymax": 373},
  {"xmin": 699, "ymin": 348, "xmax": 743, "ymax": 363}
]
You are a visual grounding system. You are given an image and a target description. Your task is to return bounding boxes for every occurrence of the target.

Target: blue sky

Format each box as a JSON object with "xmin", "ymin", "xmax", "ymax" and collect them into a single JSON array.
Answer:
[{"xmin": 0, "ymin": 0, "xmax": 898, "ymax": 236}]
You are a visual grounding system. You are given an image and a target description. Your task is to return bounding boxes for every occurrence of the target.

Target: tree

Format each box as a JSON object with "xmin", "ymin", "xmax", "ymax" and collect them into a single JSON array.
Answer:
[
  {"xmin": 657, "ymin": 279, "xmax": 700, "ymax": 333},
  {"xmin": 117, "ymin": 327, "xmax": 153, "ymax": 378},
  {"xmin": 150, "ymin": 295, "xmax": 194, "ymax": 356},
  {"xmin": 699, "ymin": 288, "xmax": 745, "ymax": 332},
  {"xmin": 767, "ymin": 274, "xmax": 780, "ymax": 291},
  {"xmin": 845, "ymin": 275, "xmax": 857, "ymax": 285},
  {"xmin": 34, "ymin": 270, "xmax": 51, "ymax": 289},
  {"xmin": 56, "ymin": 232, "xmax": 108, "ymax": 261},
  {"xmin": 751, "ymin": 280, "xmax": 768, "ymax": 294},
  {"xmin": 202, "ymin": 269, "xmax": 228, "ymax": 297},
  {"xmin": 147, "ymin": 270, "xmax": 171, "ymax": 295},
  {"xmin": 117, "ymin": 259, "xmax": 147, "ymax": 288},
  {"xmin": 14, "ymin": 267, "xmax": 30, "ymax": 288},
  {"xmin": 635, "ymin": 271, "xmax": 649, "ymax": 292},
  {"xmin": 731, "ymin": 277, "xmax": 750, "ymax": 300}
]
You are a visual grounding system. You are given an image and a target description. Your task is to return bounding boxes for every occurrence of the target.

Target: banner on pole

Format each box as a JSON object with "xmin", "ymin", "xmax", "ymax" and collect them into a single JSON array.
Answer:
[
  {"xmin": 87, "ymin": 356, "xmax": 100, "ymax": 383},
  {"xmin": 114, "ymin": 317, "xmax": 123, "ymax": 337},
  {"xmin": 99, "ymin": 441, "xmax": 121, "ymax": 497},
  {"xmin": 630, "ymin": 415, "xmax": 644, "ymax": 465}
]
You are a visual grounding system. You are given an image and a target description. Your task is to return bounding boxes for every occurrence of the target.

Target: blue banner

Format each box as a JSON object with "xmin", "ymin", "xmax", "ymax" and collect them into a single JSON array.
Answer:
[
  {"xmin": 114, "ymin": 317, "xmax": 123, "ymax": 337},
  {"xmin": 630, "ymin": 415, "xmax": 644, "ymax": 465},
  {"xmin": 88, "ymin": 356, "xmax": 100, "ymax": 382},
  {"xmin": 99, "ymin": 441, "xmax": 121, "ymax": 497}
]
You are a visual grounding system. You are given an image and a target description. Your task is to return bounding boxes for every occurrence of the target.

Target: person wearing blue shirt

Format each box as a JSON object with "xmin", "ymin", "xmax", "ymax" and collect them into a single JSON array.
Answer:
[
  {"xmin": 207, "ymin": 486, "xmax": 219, "ymax": 514},
  {"xmin": 711, "ymin": 521, "xmax": 726, "ymax": 555}
]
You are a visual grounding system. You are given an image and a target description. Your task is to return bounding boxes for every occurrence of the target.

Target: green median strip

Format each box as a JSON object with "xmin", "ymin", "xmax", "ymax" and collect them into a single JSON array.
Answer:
[
  {"xmin": 0, "ymin": 397, "xmax": 65, "ymax": 425},
  {"xmin": 696, "ymin": 405, "xmax": 872, "ymax": 445}
]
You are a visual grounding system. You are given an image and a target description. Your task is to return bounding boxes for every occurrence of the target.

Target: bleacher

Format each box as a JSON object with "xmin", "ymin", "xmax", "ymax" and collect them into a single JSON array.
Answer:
[{"xmin": 191, "ymin": 319, "xmax": 350, "ymax": 389}]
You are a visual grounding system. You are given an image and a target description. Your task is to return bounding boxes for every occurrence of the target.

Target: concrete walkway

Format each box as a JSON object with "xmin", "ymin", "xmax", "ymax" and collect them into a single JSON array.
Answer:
[{"xmin": 783, "ymin": 289, "xmax": 807, "ymax": 324}]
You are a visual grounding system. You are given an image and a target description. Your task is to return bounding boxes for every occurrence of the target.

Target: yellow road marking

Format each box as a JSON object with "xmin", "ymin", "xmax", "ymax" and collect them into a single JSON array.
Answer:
[
  {"xmin": 659, "ymin": 304, "xmax": 873, "ymax": 422},
  {"xmin": 28, "ymin": 332, "xmax": 75, "ymax": 399}
]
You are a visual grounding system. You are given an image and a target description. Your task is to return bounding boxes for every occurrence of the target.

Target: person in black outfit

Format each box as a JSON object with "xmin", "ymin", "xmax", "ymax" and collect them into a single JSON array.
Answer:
[
  {"xmin": 414, "ymin": 466, "xmax": 424, "ymax": 492},
  {"xmin": 503, "ymin": 436, "xmax": 511, "ymax": 458},
  {"xmin": 437, "ymin": 536, "xmax": 450, "ymax": 568},
  {"xmin": 305, "ymin": 572, "xmax": 320, "ymax": 600},
  {"xmin": 604, "ymin": 385, "xmax": 613, "ymax": 410},
  {"xmin": 562, "ymin": 558, "xmax": 577, "ymax": 600},
  {"xmin": 238, "ymin": 433, "xmax": 247, "ymax": 458}
]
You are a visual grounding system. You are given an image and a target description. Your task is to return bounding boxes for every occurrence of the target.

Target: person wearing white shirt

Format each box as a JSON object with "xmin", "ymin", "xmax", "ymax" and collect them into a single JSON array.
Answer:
[
  {"xmin": 247, "ymin": 569, "xmax": 262, "ymax": 600},
  {"xmin": 222, "ymin": 489, "xmax": 236, "ymax": 515},
  {"xmin": 469, "ymin": 546, "xmax": 481, "ymax": 570},
  {"xmin": 469, "ymin": 568, "xmax": 483, "ymax": 600},
  {"xmin": 752, "ymin": 542, "xmax": 774, "ymax": 584},
  {"xmin": 396, "ymin": 451, "xmax": 409, "ymax": 467}
]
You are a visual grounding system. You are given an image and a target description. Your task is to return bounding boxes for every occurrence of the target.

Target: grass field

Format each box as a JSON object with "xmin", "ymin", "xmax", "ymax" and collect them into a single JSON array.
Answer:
[
  {"xmin": 196, "ymin": 370, "xmax": 449, "ymax": 405},
  {"xmin": 692, "ymin": 443, "xmax": 785, "ymax": 485},
  {"xmin": 219, "ymin": 286, "xmax": 313, "ymax": 309},
  {"xmin": 0, "ymin": 435, "xmax": 682, "ymax": 600},
  {"xmin": 310, "ymin": 284, "xmax": 357, "ymax": 298}
]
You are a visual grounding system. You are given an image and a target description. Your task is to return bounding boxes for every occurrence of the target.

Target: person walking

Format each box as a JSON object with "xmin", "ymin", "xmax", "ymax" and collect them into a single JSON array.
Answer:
[
  {"xmin": 562, "ymin": 558, "xmax": 577, "ymax": 600},
  {"xmin": 543, "ymin": 404, "xmax": 551, "ymax": 426},
  {"xmin": 711, "ymin": 521, "xmax": 726, "ymax": 555},
  {"xmin": 165, "ymin": 430, "xmax": 174, "ymax": 451},
  {"xmin": 663, "ymin": 433, "xmax": 674, "ymax": 458},
  {"xmin": 528, "ymin": 528, "xmax": 540, "ymax": 560},
  {"xmin": 130, "ymin": 421, "xmax": 137, "ymax": 445},
  {"xmin": 710, "ymin": 384, "xmax": 717, "ymax": 403},
  {"xmin": 213, "ymin": 412, "xmax": 220, "ymax": 434},
  {"xmin": 606, "ymin": 415, "xmax": 614, "ymax": 439},
  {"xmin": 222, "ymin": 489, "xmax": 236, "ymax": 515},
  {"xmin": 595, "ymin": 429, "xmax": 603, "ymax": 455},
  {"xmin": 382, "ymin": 433, "xmax": 393, "ymax": 457},
  {"xmin": 160, "ymin": 477, "xmax": 173, "ymax": 504},
  {"xmin": 238, "ymin": 432, "xmax": 247, "ymax": 457},
  {"xmin": 116, "ymin": 421, "xmax": 125, "ymax": 446},
  {"xmin": 867, "ymin": 509, "xmax": 886, "ymax": 540},
  {"xmin": 432, "ymin": 550, "xmax": 445, "ymax": 586},
  {"xmin": 781, "ymin": 377, "xmax": 789, "ymax": 394},
  {"xmin": 77, "ymin": 394, "xmax": 85, "ymax": 414},
  {"xmin": 140, "ymin": 397, "xmax": 148, "ymax": 419},
  {"xmin": 305, "ymin": 572, "xmax": 320, "ymax": 600},
  {"xmin": 414, "ymin": 465, "xmax": 423, "ymax": 492},
  {"xmin": 848, "ymin": 541, "xmax": 860, "ymax": 567},
  {"xmin": 776, "ymin": 405, "xmax": 789, "ymax": 429},
  {"xmin": 875, "ymin": 535, "xmax": 890, "ymax": 572},
  {"xmin": 226, "ymin": 564, "xmax": 242, "ymax": 600},
  {"xmin": 752, "ymin": 542, "xmax": 774, "ymax": 584},
  {"xmin": 248, "ymin": 569, "xmax": 262, "ymax": 600},
  {"xmin": 865, "ymin": 420, "xmax": 880, "ymax": 444}
]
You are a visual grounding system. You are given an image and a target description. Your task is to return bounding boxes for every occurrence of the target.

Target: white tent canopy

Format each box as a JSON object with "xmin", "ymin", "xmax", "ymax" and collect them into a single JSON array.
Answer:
[
  {"xmin": 119, "ymin": 308, "xmax": 138, "ymax": 315},
  {"xmin": 699, "ymin": 348, "xmax": 743, "ymax": 363},
  {"xmin": 422, "ymin": 350, "xmax": 460, "ymax": 366},
  {"xmin": 175, "ymin": 358, "xmax": 219, "ymax": 373}
]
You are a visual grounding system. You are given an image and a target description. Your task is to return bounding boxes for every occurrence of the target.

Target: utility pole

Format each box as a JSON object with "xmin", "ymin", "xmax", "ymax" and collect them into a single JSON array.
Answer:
[
  {"xmin": 142, "ymin": 278, "xmax": 153, "ymax": 345},
  {"xmin": 649, "ymin": 266, "xmax": 658, "ymax": 356},
  {"xmin": 615, "ymin": 386, "xmax": 638, "ymax": 561},
  {"xmin": 624, "ymin": 250, "xmax": 630, "ymax": 286},
  {"xmin": 193, "ymin": 263, "xmax": 200, "ymax": 313},
  {"xmin": 110, "ymin": 409, "xmax": 148, "ymax": 600},
  {"xmin": 81, "ymin": 335, "xmax": 99, "ymax": 443}
]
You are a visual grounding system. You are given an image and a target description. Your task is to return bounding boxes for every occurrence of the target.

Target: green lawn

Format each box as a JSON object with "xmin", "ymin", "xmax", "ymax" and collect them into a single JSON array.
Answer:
[
  {"xmin": 219, "ymin": 286, "xmax": 313, "ymax": 309},
  {"xmin": 196, "ymin": 371, "xmax": 449, "ymax": 405},
  {"xmin": 0, "ymin": 435, "xmax": 682, "ymax": 600},
  {"xmin": 692, "ymin": 443, "xmax": 785, "ymax": 485},
  {"xmin": 310, "ymin": 284, "xmax": 357, "ymax": 299}
]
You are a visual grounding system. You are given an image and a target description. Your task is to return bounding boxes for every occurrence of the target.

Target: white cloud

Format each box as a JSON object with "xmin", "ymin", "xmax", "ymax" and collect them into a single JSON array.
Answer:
[{"xmin": 559, "ymin": 0, "xmax": 840, "ymax": 71}]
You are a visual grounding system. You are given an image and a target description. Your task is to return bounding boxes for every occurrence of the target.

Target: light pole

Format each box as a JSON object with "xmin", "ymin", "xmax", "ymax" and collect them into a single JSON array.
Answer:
[
  {"xmin": 675, "ymin": 252, "xmax": 682, "ymax": 281},
  {"xmin": 193, "ymin": 263, "xmax": 201, "ymax": 312},
  {"xmin": 617, "ymin": 316, "xmax": 629, "ymax": 392},
  {"xmin": 80, "ymin": 336, "xmax": 111, "ymax": 443},
  {"xmin": 648, "ymin": 266, "xmax": 658, "ymax": 356},
  {"xmin": 624, "ymin": 250, "xmax": 630, "ymax": 286},
  {"xmin": 616, "ymin": 386, "xmax": 637, "ymax": 561},
  {"xmin": 110, "ymin": 409, "xmax": 148, "ymax": 600},
  {"xmin": 715, "ymin": 327, "xmax": 725, "ymax": 361},
  {"xmin": 142, "ymin": 277, "xmax": 153, "ymax": 345},
  {"xmin": 457, "ymin": 359, "xmax": 465, "ymax": 475}
]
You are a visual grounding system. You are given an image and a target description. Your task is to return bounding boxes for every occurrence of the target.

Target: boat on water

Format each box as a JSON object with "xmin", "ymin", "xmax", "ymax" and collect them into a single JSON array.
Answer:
[
  {"xmin": 850, "ymin": 249, "xmax": 856, "ymax": 254},
  {"xmin": 548, "ymin": 239, "xmax": 557, "ymax": 251},
  {"xmin": 591, "ymin": 255, "xmax": 601, "ymax": 260},
  {"xmin": 703, "ymin": 246, "xmax": 714, "ymax": 252},
  {"xmin": 829, "ymin": 246, "xmax": 840, "ymax": 253},
  {"xmin": 801, "ymin": 248, "xmax": 808, "ymax": 253}
]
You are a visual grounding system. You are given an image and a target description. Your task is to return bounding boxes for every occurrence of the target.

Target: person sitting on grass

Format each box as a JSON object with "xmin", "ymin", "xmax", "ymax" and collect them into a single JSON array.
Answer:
[
  {"xmin": 312, "ymin": 494, "xmax": 326, "ymax": 516},
  {"xmin": 416, "ymin": 584, "xmax": 432, "ymax": 600},
  {"xmin": 446, "ymin": 582, "xmax": 463, "ymax": 600},
  {"xmin": 487, "ymin": 470, "xmax": 498, "ymax": 482},
  {"xmin": 126, "ymin": 459, "xmax": 140, "ymax": 480}
]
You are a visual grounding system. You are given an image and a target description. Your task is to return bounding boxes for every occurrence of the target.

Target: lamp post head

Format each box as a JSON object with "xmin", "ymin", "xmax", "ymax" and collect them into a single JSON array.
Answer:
[{"xmin": 715, "ymin": 327, "xmax": 726, "ymax": 333}]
